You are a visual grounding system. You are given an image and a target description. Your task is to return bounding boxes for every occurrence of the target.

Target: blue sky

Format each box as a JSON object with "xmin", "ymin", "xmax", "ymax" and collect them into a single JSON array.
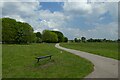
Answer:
[
  {"xmin": 1, "ymin": 1, "xmax": 118, "ymax": 40},
  {"xmin": 40, "ymin": 2, "xmax": 64, "ymax": 12}
]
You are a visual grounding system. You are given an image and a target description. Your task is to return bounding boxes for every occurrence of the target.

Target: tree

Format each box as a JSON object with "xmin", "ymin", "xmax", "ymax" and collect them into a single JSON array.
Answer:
[
  {"xmin": 34, "ymin": 32, "xmax": 42, "ymax": 43},
  {"xmin": 74, "ymin": 38, "xmax": 81, "ymax": 42},
  {"xmin": 64, "ymin": 37, "xmax": 68, "ymax": 42},
  {"xmin": 15, "ymin": 22, "xmax": 35, "ymax": 44},
  {"xmin": 81, "ymin": 37, "xmax": 86, "ymax": 42},
  {"xmin": 117, "ymin": 39, "xmax": 120, "ymax": 42},
  {"xmin": 2, "ymin": 18, "xmax": 17, "ymax": 43},
  {"xmin": 35, "ymin": 32, "xmax": 42, "ymax": 38},
  {"xmin": 103, "ymin": 38, "xmax": 106, "ymax": 42},
  {"xmin": 51, "ymin": 31, "xmax": 64, "ymax": 42},
  {"xmin": 2, "ymin": 17, "xmax": 35, "ymax": 44},
  {"xmin": 50, "ymin": 32, "xmax": 58, "ymax": 43},
  {"xmin": 87, "ymin": 38, "xmax": 93, "ymax": 42},
  {"xmin": 35, "ymin": 37, "xmax": 42, "ymax": 43},
  {"xmin": 74, "ymin": 38, "xmax": 78, "ymax": 42},
  {"xmin": 42, "ymin": 30, "xmax": 58, "ymax": 43},
  {"xmin": 0, "ymin": 18, "xmax": 2, "ymax": 43}
]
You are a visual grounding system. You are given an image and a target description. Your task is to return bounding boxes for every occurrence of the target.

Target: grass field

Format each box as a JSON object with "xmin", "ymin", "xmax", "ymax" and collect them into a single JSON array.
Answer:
[
  {"xmin": 0, "ymin": 44, "xmax": 2, "ymax": 78},
  {"xmin": 60, "ymin": 42, "xmax": 119, "ymax": 60},
  {"xmin": 2, "ymin": 43, "xmax": 93, "ymax": 78}
]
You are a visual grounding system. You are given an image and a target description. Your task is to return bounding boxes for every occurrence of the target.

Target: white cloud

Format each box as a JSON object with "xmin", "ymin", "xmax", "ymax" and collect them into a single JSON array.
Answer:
[
  {"xmin": 61, "ymin": 22, "xmax": 118, "ymax": 40},
  {"xmin": 4, "ymin": 15, "xmax": 25, "ymax": 22},
  {"xmin": 53, "ymin": 28, "xmax": 59, "ymax": 31},
  {"xmin": 61, "ymin": 27, "xmax": 86, "ymax": 39},
  {"xmin": 1, "ymin": 0, "xmax": 38, "ymax": 2},
  {"xmin": 63, "ymin": 2, "xmax": 118, "ymax": 21},
  {"xmin": 64, "ymin": 3, "xmax": 106, "ymax": 21},
  {"xmin": 2, "ymin": 2, "xmax": 40, "ymax": 17},
  {"xmin": 1, "ymin": 1, "xmax": 118, "ymax": 40},
  {"xmin": 34, "ymin": 9, "xmax": 70, "ymax": 32},
  {"xmin": 61, "ymin": 2, "xmax": 118, "ymax": 40},
  {"xmin": 86, "ymin": 22, "xmax": 118, "ymax": 39},
  {"xmin": 63, "ymin": 2, "xmax": 92, "ymax": 15}
]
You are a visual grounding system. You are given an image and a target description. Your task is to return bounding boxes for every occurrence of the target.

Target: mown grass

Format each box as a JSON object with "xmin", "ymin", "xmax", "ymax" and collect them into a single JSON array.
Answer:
[
  {"xmin": 2, "ymin": 43, "xmax": 93, "ymax": 78},
  {"xmin": 60, "ymin": 42, "xmax": 119, "ymax": 60},
  {"xmin": 0, "ymin": 44, "xmax": 2, "ymax": 78}
]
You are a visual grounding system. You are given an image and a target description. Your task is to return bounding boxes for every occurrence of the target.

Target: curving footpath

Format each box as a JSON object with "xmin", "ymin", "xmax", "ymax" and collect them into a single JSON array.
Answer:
[{"xmin": 55, "ymin": 43, "xmax": 119, "ymax": 78}]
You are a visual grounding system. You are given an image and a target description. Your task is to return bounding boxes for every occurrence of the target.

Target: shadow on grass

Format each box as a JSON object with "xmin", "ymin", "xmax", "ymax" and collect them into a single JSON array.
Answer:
[{"xmin": 34, "ymin": 59, "xmax": 55, "ymax": 68}]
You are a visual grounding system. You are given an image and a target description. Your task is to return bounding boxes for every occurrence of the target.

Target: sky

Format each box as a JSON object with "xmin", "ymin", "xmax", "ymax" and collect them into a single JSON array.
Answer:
[{"xmin": 0, "ymin": 0, "xmax": 119, "ymax": 40}]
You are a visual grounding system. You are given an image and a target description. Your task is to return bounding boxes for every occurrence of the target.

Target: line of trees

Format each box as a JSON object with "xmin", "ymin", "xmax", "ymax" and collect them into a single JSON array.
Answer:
[
  {"xmin": 1, "ymin": 17, "xmax": 68, "ymax": 44},
  {"xmin": 74, "ymin": 37, "xmax": 86, "ymax": 42},
  {"xmin": 35, "ymin": 30, "xmax": 68, "ymax": 43},
  {"xmin": 74, "ymin": 37, "xmax": 118, "ymax": 43}
]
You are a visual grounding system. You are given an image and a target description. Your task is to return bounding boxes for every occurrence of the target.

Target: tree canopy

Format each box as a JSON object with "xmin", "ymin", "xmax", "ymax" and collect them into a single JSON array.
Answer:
[
  {"xmin": 74, "ymin": 38, "xmax": 81, "ymax": 42},
  {"xmin": 42, "ymin": 30, "xmax": 58, "ymax": 43},
  {"xmin": 34, "ymin": 32, "xmax": 42, "ymax": 43},
  {"xmin": 2, "ymin": 18, "xmax": 35, "ymax": 44},
  {"xmin": 0, "ymin": 18, "xmax": 1, "ymax": 42},
  {"xmin": 81, "ymin": 37, "xmax": 86, "ymax": 42},
  {"xmin": 35, "ymin": 32, "xmax": 42, "ymax": 38},
  {"xmin": 51, "ymin": 31, "xmax": 64, "ymax": 42},
  {"xmin": 64, "ymin": 37, "xmax": 68, "ymax": 42}
]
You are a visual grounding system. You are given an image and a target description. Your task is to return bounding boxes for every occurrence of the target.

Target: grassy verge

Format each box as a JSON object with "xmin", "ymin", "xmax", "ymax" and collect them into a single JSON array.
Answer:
[
  {"xmin": 2, "ymin": 43, "xmax": 93, "ymax": 78},
  {"xmin": 60, "ymin": 42, "xmax": 119, "ymax": 60}
]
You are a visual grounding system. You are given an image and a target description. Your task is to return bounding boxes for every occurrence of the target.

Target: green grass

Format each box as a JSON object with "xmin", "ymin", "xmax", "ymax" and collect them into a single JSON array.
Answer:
[
  {"xmin": 2, "ymin": 43, "xmax": 93, "ymax": 78},
  {"xmin": 0, "ymin": 44, "xmax": 2, "ymax": 78},
  {"xmin": 60, "ymin": 42, "xmax": 119, "ymax": 60}
]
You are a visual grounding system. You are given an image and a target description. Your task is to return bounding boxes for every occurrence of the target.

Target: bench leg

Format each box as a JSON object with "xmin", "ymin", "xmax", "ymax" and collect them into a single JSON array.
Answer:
[
  {"xmin": 50, "ymin": 56, "xmax": 51, "ymax": 59},
  {"xmin": 37, "ymin": 59, "xmax": 39, "ymax": 63}
]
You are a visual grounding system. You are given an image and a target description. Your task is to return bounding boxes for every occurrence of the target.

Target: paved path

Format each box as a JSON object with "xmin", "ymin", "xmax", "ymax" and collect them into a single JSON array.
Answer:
[{"xmin": 55, "ymin": 43, "xmax": 119, "ymax": 78}]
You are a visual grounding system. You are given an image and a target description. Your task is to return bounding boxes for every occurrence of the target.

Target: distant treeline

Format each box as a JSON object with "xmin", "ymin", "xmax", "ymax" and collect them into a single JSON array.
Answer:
[
  {"xmin": 1, "ymin": 17, "xmax": 68, "ymax": 44},
  {"xmin": 70, "ymin": 37, "xmax": 119, "ymax": 43}
]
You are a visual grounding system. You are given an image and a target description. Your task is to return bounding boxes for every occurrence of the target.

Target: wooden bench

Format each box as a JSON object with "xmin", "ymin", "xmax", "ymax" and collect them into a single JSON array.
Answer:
[{"xmin": 36, "ymin": 55, "xmax": 52, "ymax": 63}]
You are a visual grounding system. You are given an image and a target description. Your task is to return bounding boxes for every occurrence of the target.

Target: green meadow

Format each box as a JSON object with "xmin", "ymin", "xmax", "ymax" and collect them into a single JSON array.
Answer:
[
  {"xmin": 2, "ymin": 43, "xmax": 93, "ymax": 78},
  {"xmin": 60, "ymin": 42, "xmax": 119, "ymax": 60}
]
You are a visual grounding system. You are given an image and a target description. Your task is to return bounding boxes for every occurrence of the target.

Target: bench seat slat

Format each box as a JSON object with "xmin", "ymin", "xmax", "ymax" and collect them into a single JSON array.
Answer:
[
  {"xmin": 35, "ymin": 55, "xmax": 52, "ymax": 63},
  {"xmin": 36, "ymin": 55, "xmax": 51, "ymax": 59}
]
